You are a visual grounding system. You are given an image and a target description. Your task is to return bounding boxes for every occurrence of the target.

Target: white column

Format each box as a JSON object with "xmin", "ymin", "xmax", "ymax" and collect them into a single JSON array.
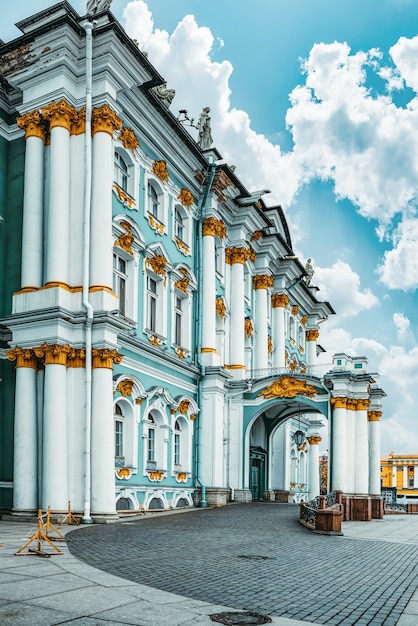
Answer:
[
  {"xmin": 271, "ymin": 294, "xmax": 288, "ymax": 369},
  {"xmin": 368, "ymin": 411, "xmax": 381, "ymax": 495},
  {"xmin": 90, "ymin": 105, "xmax": 122, "ymax": 291},
  {"xmin": 330, "ymin": 398, "xmax": 348, "ymax": 492},
  {"xmin": 403, "ymin": 465, "xmax": 408, "ymax": 488},
  {"xmin": 199, "ymin": 376, "xmax": 225, "ymax": 488},
  {"xmin": 253, "ymin": 275, "xmax": 272, "ymax": 370},
  {"xmin": 307, "ymin": 436, "xmax": 321, "ymax": 499},
  {"xmin": 306, "ymin": 329, "xmax": 319, "ymax": 367},
  {"xmin": 354, "ymin": 400, "xmax": 369, "ymax": 494},
  {"xmin": 91, "ymin": 350, "xmax": 120, "ymax": 516},
  {"xmin": 17, "ymin": 112, "xmax": 46, "ymax": 289},
  {"xmin": 42, "ymin": 100, "xmax": 75, "ymax": 286},
  {"xmin": 201, "ymin": 220, "xmax": 217, "ymax": 362},
  {"xmin": 36, "ymin": 344, "xmax": 70, "ymax": 511},
  {"xmin": 227, "ymin": 248, "xmax": 247, "ymax": 373},
  {"xmin": 7, "ymin": 349, "xmax": 38, "ymax": 512}
]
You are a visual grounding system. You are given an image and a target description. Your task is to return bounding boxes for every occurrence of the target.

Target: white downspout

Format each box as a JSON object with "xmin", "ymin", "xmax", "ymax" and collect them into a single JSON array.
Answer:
[{"xmin": 81, "ymin": 19, "xmax": 94, "ymax": 524}]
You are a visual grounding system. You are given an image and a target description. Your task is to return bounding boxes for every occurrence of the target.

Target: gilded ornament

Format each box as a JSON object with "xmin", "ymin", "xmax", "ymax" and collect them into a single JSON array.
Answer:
[
  {"xmin": 113, "ymin": 184, "xmax": 136, "ymax": 208},
  {"xmin": 148, "ymin": 214, "xmax": 165, "ymax": 235},
  {"xmin": 148, "ymin": 470, "xmax": 164, "ymax": 481},
  {"xmin": 92, "ymin": 348, "xmax": 123, "ymax": 369},
  {"xmin": 244, "ymin": 318, "xmax": 254, "ymax": 339},
  {"xmin": 116, "ymin": 467, "xmax": 132, "ymax": 480},
  {"xmin": 117, "ymin": 379, "xmax": 135, "ymax": 397},
  {"xmin": 147, "ymin": 254, "xmax": 167, "ymax": 277},
  {"xmin": 34, "ymin": 343, "xmax": 72, "ymax": 366},
  {"xmin": 272, "ymin": 293, "xmax": 289, "ymax": 308},
  {"xmin": 120, "ymin": 220, "xmax": 132, "ymax": 231},
  {"xmin": 258, "ymin": 376, "xmax": 317, "ymax": 400},
  {"xmin": 178, "ymin": 188, "xmax": 194, "ymax": 208},
  {"xmin": 306, "ymin": 329, "xmax": 320, "ymax": 342},
  {"xmin": 368, "ymin": 411, "xmax": 382, "ymax": 422},
  {"xmin": 289, "ymin": 359, "xmax": 298, "ymax": 372},
  {"xmin": 190, "ymin": 414, "xmax": 197, "ymax": 421},
  {"xmin": 301, "ymin": 315, "xmax": 308, "ymax": 325},
  {"xmin": 71, "ymin": 107, "xmax": 86, "ymax": 135},
  {"xmin": 135, "ymin": 398, "xmax": 143, "ymax": 405},
  {"xmin": 216, "ymin": 297, "xmax": 226, "ymax": 319},
  {"xmin": 114, "ymin": 232, "xmax": 134, "ymax": 256},
  {"xmin": 356, "ymin": 399, "xmax": 370, "ymax": 411},
  {"xmin": 152, "ymin": 160, "xmax": 169, "ymax": 183},
  {"xmin": 176, "ymin": 472, "xmax": 187, "ymax": 482},
  {"xmin": 42, "ymin": 99, "xmax": 76, "ymax": 132},
  {"xmin": 67, "ymin": 348, "xmax": 86, "ymax": 368},
  {"xmin": 250, "ymin": 230, "xmax": 263, "ymax": 241},
  {"xmin": 174, "ymin": 237, "xmax": 191, "ymax": 255},
  {"xmin": 268, "ymin": 336, "xmax": 273, "ymax": 354},
  {"xmin": 7, "ymin": 347, "xmax": 37, "ymax": 369},
  {"xmin": 91, "ymin": 104, "xmax": 122, "ymax": 136},
  {"xmin": 175, "ymin": 348, "xmax": 187, "ymax": 359},
  {"xmin": 148, "ymin": 335, "xmax": 163, "ymax": 346},
  {"xmin": 307, "ymin": 436, "xmax": 322, "ymax": 445},
  {"xmin": 119, "ymin": 126, "xmax": 139, "ymax": 151},
  {"xmin": 291, "ymin": 305, "xmax": 299, "ymax": 316},
  {"xmin": 178, "ymin": 399, "xmax": 190, "ymax": 414},
  {"xmin": 17, "ymin": 110, "xmax": 47, "ymax": 142},
  {"xmin": 225, "ymin": 247, "xmax": 253, "ymax": 265},
  {"xmin": 330, "ymin": 397, "xmax": 348, "ymax": 410},
  {"xmin": 202, "ymin": 217, "xmax": 226, "ymax": 239},
  {"xmin": 253, "ymin": 274, "xmax": 274, "ymax": 290},
  {"xmin": 174, "ymin": 276, "xmax": 189, "ymax": 294}
]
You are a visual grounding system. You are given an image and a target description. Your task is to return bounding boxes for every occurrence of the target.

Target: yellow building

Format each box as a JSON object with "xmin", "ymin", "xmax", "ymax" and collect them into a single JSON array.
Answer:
[{"xmin": 381, "ymin": 453, "xmax": 418, "ymax": 502}]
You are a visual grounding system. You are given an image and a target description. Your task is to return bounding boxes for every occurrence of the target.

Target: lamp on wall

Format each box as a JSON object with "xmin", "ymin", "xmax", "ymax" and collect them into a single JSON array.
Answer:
[{"xmin": 294, "ymin": 430, "xmax": 305, "ymax": 447}]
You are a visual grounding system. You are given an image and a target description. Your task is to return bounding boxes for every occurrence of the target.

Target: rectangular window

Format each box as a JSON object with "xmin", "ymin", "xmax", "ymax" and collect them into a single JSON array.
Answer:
[
  {"xmin": 114, "ymin": 152, "xmax": 128, "ymax": 191},
  {"xmin": 147, "ymin": 276, "xmax": 157, "ymax": 332},
  {"xmin": 115, "ymin": 420, "xmax": 124, "ymax": 458},
  {"xmin": 174, "ymin": 433, "xmax": 180, "ymax": 465},
  {"xmin": 113, "ymin": 253, "xmax": 127, "ymax": 316},
  {"xmin": 147, "ymin": 428, "xmax": 155, "ymax": 462}
]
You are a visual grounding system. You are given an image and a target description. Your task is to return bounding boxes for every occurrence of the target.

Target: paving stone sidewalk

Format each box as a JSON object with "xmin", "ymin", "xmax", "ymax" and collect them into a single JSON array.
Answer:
[{"xmin": 65, "ymin": 503, "xmax": 418, "ymax": 626}]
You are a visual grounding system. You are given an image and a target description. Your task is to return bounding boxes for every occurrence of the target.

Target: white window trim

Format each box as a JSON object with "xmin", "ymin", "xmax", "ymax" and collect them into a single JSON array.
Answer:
[
  {"xmin": 113, "ymin": 145, "xmax": 138, "ymax": 209},
  {"xmin": 145, "ymin": 176, "xmax": 167, "ymax": 233},
  {"xmin": 114, "ymin": 399, "xmax": 138, "ymax": 471},
  {"xmin": 144, "ymin": 267, "xmax": 167, "ymax": 342}
]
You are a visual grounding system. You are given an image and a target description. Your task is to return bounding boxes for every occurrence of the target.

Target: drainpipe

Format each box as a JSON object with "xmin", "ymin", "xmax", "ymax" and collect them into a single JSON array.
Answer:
[
  {"xmin": 195, "ymin": 160, "xmax": 217, "ymax": 508},
  {"xmin": 81, "ymin": 19, "xmax": 94, "ymax": 524}
]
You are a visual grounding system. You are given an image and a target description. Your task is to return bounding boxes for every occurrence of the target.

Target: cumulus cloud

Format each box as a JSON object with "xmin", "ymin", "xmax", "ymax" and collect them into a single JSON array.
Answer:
[
  {"xmin": 393, "ymin": 312, "xmax": 415, "ymax": 344},
  {"xmin": 314, "ymin": 260, "xmax": 379, "ymax": 319},
  {"xmin": 377, "ymin": 218, "xmax": 418, "ymax": 290}
]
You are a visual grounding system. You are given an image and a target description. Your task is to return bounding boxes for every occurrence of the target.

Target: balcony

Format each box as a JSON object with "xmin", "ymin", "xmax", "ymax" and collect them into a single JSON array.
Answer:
[{"xmin": 247, "ymin": 363, "xmax": 333, "ymax": 381}]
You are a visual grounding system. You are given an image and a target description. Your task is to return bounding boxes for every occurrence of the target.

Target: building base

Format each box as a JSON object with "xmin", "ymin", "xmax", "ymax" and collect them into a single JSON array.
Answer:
[
  {"xmin": 273, "ymin": 490, "xmax": 290, "ymax": 503},
  {"xmin": 233, "ymin": 489, "xmax": 252, "ymax": 503},
  {"xmin": 194, "ymin": 488, "xmax": 230, "ymax": 507}
]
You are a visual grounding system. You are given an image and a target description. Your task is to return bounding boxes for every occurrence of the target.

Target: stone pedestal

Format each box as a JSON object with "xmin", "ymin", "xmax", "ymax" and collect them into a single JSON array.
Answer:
[
  {"xmin": 314, "ymin": 508, "xmax": 343, "ymax": 535},
  {"xmin": 351, "ymin": 496, "xmax": 372, "ymax": 521},
  {"xmin": 233, "ymin": 489, "xmax": 252, "ymax": 503},
  {"xmin": 194, "ymin": 488, "xmax": 230, "ymax": 507},
  {"xmin": 371, "ymin": 496, "xmax": 384, "ymax": 519},
  {"xmin": 263, "ymin": 490, "xmax": 275, "ymax": 501},
  {"xmin": 274, "ymin": 490, "xmax": 290, "ymax": 503}
]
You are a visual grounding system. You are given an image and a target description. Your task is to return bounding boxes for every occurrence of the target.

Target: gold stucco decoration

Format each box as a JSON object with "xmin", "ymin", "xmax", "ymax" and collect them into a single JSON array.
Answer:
[
  {"xmin": 148, "ymin": 335, "xmax": 163, "ymax": 346},
  {"xmin": 202, "ymin": 217, "xmax": 226, "ymax": 239},
  {"xmin": 42, "ymin": 99, "xmax": 76, "ymax": 132},
  {"xmin": 177, "ymin": 399, "xmax": 190, "ymax": 415},
  {"xmin": 368, "ymin": 411, "xmax": 382, "ymax": 422},
  {"xmin": 306, "ymin": 329, "xmax": 320, "ymax": 342},
  {"xmin": 250, "ymin": 230, "xmax": 263, "ymax": 241},
  {"xmin": 71, "ymin": 107, "xmax": 86, "ymax": 135},
  {"xmin": 7, "ymin": 347, "xmax": 37, "ymax": 369},
  {"xmin": 91, "ymin": 104, "xmax": 122, "ymax": 136},
  {"xmin": 119, "ymin": 126, "xmax": 139, "ymax": 152},
  {"xmin": 190, "ymin": 414, "xmax": 197, "ymax": 421},
  {"xmin": 307, "ymin": 436, "xmax": 322, "ymax": 445},
  {"xmin": 67, "ymin": 348, "xmax": 86, "ymax": 368},
  {"xmin": 34, "ymin": 343, "xmax": 72, "ymax": 366},
  {"xmin": 147, "ymin": 214, "xmax": 165, "ymax": 235},
  {"xmin": 120, "ymin": 221, "xmax": 132, "ymax": 231},
  {"xmin": 152, "ymin": 160, "xmax": 169, "ymax": 183},
  {"xmin": 114, "ymin": 232, "xmax": 134, "ymax": 256},
  {"xmin": 291, "ymin": 305, "xmax": 299, "ymax": 316},
  {"xmin": 178, "ymin": 188, "xmax": 194, "ymax": 208},
  {"xmin": 92, "ymin": 348, "xmax": 123, "ymax": 369},
  {"xmin": 216, "ymin": 297, "xmax": 226, "ymax": 319},
  {"xmin": 300, "ymin": 315, "xmax": 308, "ymax": 325},
  {"xmin": 147, "ymin": 255, "xmax": 167, "ymax": 278},
  {"xmin": 253, "ymin": 274, "xmax": 274, "ymax": 290},
  {"xmin": 117, "ymin": 379, "xmax": 135, "ymax": 397},
  {"xmin": 272, "ymin": 293, "xmax": 289, "ymax": 308},
  {"xmin": 258, "ymin": 376, "xmax": 317, "ymax": 400},
  {"xmin": 148, "ymin": 471, "xmax": 164, "ymax": 481},
  {"xmin": 113, "ymin": 185, "xmax": 136, "ymax": 209},
  {"xmin": 225, "ymin": 247, "xmax": 253, "ymax": 265},
  {"xmin": 175, "ymin": 348, "xmax": 187, "ymax": 359},
  {"xmin": 174, "ymin": 237, "xmax": 191, "ymax": 255},
  {"xmin": 17, "ymin": 110, "xmax": 48, "ymax": 142},
  {"xmin": 176, "ymin": 472, "xmax": 187, "ymax": 482},
  {"xmin": 330, "ymin": 397, "xmax": 348, "ymax": 410},
  {"xmin": 245, "ymin": 318, "xmax": 254, "ymax": 339},
  {"xmin": 174, "ymin": 276, "xmax": 190, "ymax": 294},
  {"xmin": 268, "ymin": 336, "xmax": 273, "ymax": 354},
  {"xmin": 116, "ymin": 467, "xmax": 132, "ymax": 480}
]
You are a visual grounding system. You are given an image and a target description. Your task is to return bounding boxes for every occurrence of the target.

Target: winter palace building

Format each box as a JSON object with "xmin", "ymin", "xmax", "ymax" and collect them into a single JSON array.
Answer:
[{"xmin": 0, "ymin": 1, "xmax": 385, "ymax": 521}]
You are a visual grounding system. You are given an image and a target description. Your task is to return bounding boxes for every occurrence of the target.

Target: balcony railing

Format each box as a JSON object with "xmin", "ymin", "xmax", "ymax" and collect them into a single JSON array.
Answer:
[{"xmin": 247, "ymin": 363, "xmax": 333, "ymax": 381}]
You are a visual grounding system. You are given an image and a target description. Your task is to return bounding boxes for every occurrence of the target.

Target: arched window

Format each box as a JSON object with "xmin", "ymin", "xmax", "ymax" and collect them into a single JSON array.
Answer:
[
  {"xmin": 148, "ymin": 183, "xmax": 160, "ymax": 219},
  {"xmin": 147, "ymin": 415, "xmax": 155, "ymax": 464},
  {"xmin": 174, "ymin": 419, "xmax": 181, "ymax": 466},
  {"xmin": 114, "ymin": 151, "xmax": 128, "ymax": 191},
  {"xmin": 114, "ymin": 404, "xmax": 124, "ymax": 460},
  {"xmin": 113, "ymin": 252, "xmax": 127, "ymax": 317},
  {"xmin": 174, "ymin": 207, "xmax": 184, "ymax": 241}
]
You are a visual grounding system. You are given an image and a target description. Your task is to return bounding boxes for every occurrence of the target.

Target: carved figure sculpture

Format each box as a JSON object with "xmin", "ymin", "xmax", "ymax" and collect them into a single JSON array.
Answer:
[
  {"xmin": 154, "ymin": 82, "xmax": 176, "ymax": 107},
  {"xmin": 304, "ymin": 258, "xmax": 314, "ymax": 285},
  {"xmin": 86, "ymin": 0, "xmax": 112, "ymax": 15},
  {"xmin": 197, "ymin": 106, "xmax": 213, "ymax": 150}
]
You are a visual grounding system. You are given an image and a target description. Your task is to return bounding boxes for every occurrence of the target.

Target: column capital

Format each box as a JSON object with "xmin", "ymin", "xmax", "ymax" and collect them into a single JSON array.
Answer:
[
  {"xmin": 356, "ymin": 399, "xmax": 371, "ymax": 411},
  {"xmin": 272, "ymin": 293, "xmax": 289, "ymax": 308},
  {"xmin": 202, "ymin": 217, "xmax": 227, "ymax": 238},
  {"xmin": 253, "ymin": 274, "xmax": 274, "ymax": 290},
  {"xmin": 92, "ymin": 348, "xmax": 123, "ymax": 369},
  {"xmin": 306, "ymin": 329, "xmax": 320, "ymax": 341},
  {"xmin": 17, "ymin": 110, "xmax": 47, "ymax": 142},
  {"xmin": 368, "ymin": 410, "xmax": 382, "ymax": 421},
  {"xmin": 71, "ymin": 107, "xmax": 86, "ymax": 135},
  {"xmin": 42, "ymin": 99, "xmax": 76, "ymax": 132},
  {"xmin": 307, "ymin": 435, "xmax": 322, "ymax": 445},
  {"xmin": 91, "ymin": 104, "xmax": 122, "ymax": 136},
  {"xmin": 34, "ymin": 343, "xmax": 71, "ymax": 366},
  {"xmin": 67, "ymin": 348, "xmax": 86, "ymax": 368},
  {"xmin": 330, "ymin": 396, "xmax": 347, "ymax": 410},
  {"xmin": 7, "ymin": 347, "xmax": 37, "ymax": 369},
  {"xmin": 225, "ymin": 246, "xmax": 256, "ymax": 265}
]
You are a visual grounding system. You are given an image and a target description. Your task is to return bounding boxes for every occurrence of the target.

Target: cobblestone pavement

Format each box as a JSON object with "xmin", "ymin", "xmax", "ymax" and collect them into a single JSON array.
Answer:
[{"xmin": 66, "ymin": 503, "xmax": 418, "ymax": 626}]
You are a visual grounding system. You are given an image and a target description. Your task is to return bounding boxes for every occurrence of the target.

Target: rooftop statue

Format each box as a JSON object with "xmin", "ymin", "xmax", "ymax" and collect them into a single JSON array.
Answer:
[
  {"xmin": 86, "ymin": 0, "xmax": 113, "ymax": 15},
  {"xmin": 197, "ymin": 106, "xmax": 213, "ymax": 150},
  {"xmin": 304, "ymin": 258, "xmax": 314, "ymax": 285}
]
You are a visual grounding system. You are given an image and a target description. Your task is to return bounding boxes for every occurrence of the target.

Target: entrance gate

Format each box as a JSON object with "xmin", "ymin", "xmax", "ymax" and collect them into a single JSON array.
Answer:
[{"xmin": 250, "ymin": 447, "xmax": 267, "ymax": 500}]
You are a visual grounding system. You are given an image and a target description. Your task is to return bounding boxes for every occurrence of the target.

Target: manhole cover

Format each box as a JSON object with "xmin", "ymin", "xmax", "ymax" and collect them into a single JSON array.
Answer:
[
  {"xmin": 237, "ymin": 554, "xmax": 273, "ymax": 561},
  {"xmin": 210, "ymin": 611, "xmax": 272, "ymax": 625}
]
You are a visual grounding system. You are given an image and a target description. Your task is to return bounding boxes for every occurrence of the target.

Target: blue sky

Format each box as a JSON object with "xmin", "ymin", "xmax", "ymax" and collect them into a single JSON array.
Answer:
[{"xmin": 3, "ymin": 1, "xmax": 418, "ymax": 453}]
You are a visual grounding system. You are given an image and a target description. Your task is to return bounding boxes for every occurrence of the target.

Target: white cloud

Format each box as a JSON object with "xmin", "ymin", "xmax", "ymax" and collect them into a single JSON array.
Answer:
[
  {"xmin": 393, "ymin": 312, "xmax": 415, "ymax": 344},
  {"xmin": 314, "ymin": 260, "xmax": 379, "ymax": 319},
  {"xmin": 377, "ymin": 218, "xmax": 418, "ymax": 290}
]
